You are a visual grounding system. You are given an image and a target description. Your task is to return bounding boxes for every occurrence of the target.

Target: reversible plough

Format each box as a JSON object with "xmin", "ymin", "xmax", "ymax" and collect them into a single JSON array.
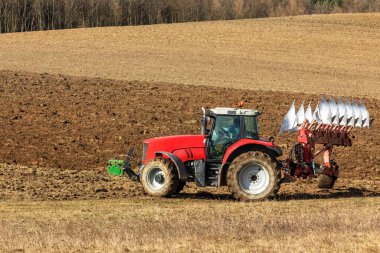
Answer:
[{"xmin": 279, "ymin": 97, "xmax": 371, "ymax": 187}]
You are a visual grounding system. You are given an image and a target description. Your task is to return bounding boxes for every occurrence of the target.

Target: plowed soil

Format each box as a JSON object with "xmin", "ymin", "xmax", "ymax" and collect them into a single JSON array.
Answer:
[{"xmin": 0, "ymin": 70, "xmax": 379, "ymax": 200}]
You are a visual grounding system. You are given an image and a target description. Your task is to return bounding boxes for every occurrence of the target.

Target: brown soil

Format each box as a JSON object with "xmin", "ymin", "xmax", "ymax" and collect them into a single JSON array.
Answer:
[
  {"xmin": 1, "ymin": 13, "xmax": 379, "ymax": 99},
  {"xmin": 0, "ymin": 70, "xmax": 379, "ymax": 200}
]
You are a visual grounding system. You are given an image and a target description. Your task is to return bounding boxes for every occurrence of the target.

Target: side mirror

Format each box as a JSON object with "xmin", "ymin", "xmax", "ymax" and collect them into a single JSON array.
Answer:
[{"xmin": 201, "ymin": 115, "xmax": 206, "ymax": 135}]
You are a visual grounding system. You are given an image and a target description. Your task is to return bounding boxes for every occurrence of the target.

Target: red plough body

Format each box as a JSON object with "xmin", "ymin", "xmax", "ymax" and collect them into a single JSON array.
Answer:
[{"xmin": 283, "ymin": 122, "xmax": 352, "ymax": 180}]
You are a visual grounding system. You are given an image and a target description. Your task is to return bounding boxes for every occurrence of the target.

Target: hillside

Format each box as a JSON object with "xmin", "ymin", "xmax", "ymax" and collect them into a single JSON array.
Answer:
[
  {"xmin": 0, "ymin": 13, "xmax": 379, "ymax": 98},
  {"xmin": 1, "ymin": 13, "xmax": 380, "ymax": 253}
]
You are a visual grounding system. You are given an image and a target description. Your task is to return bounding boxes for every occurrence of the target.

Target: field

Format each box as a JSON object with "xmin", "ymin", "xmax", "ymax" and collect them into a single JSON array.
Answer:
[
  {"xmin": 1, "ymin": 198, "xmax": 379, "ymax": 252},
  {"xmin": 0, "ymin": 13, "xmax": 380, "ymax": 252},
  {"xmin": 0, "ymin": 70, "xmax": 379, "ymax": 201},
  {"xmin": 0, "ymin": 13, "xmax": 379, "ymax": 99}
]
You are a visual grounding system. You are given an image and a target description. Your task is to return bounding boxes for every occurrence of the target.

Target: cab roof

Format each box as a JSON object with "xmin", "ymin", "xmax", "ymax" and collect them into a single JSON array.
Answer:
[{"xmin": 208, "ymin": 107, "xmax": 260, "ymax": 116}]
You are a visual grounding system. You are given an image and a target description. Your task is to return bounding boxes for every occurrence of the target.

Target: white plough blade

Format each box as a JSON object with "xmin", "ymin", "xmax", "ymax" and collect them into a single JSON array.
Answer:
[
  {"xmin": 313, "ymin": 102, "xmax": 322, "ymax": 124},
  {"xmin": 280, "ymin": 97, "xmax": 371, "ymax": 132},
  {"xmin": 360, "ymin": 100, "xmax": 370, "ymax": 127},
  {"xmin": 305, "ymin": 102, "xmax": 313, "ymax": 123},
  {"xmin": 320, "ymin": 97, "xmax": 332, "ymax": 125},
  {"xmin": 296, "ymin": 101, "xmax": 305, "ymax": 125},
  {"xmin": 346, "ymin": 98, "xmax": 355, "ymax": 127},
  {"xmin": 280, "ymin": 101, "xmax": 297, "ymax": 133},
  {"xmin": 337, "ymin": 98, "xmax": 347, "ymax": 126},
  {"xmin": 329, "ymin": 97, "xmax": 339, "ymax": 125}
]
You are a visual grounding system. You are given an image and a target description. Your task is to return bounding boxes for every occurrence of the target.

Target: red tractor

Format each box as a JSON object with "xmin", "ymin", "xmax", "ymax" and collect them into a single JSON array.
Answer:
[{"xmin": 108, "ymin": 98, "xmax": 371, "ymax": 201}]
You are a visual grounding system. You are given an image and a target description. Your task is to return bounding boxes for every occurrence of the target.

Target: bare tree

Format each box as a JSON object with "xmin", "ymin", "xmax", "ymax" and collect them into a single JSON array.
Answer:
[{"xmin": 0, "ymin": 0, "xmax": 379, "ymax": 33}]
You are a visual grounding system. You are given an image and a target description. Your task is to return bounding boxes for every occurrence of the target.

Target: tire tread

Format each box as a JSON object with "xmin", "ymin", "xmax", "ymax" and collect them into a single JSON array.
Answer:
[
  {"xmin": 141, "ymin": 158, "xmax": 179, "ymax": 197},
  {"xmin": 227, "ymin": 151, "xmax": 281, "ymax": 201}
]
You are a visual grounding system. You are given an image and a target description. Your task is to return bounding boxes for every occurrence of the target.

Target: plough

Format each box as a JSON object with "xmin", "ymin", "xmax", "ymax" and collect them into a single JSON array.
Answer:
[{"xmin": 280, "ymin": 97, "xmax": 371, "ymax": 187}]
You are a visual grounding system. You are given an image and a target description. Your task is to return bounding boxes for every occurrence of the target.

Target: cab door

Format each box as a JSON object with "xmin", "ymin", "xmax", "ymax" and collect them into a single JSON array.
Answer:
[{"xmin": 207, "ymin": 115, "xmax": 242, "ymax": 160}]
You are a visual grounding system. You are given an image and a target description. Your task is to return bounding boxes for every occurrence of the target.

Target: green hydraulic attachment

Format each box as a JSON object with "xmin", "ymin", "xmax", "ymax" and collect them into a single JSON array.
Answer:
[
  {"xmin": 107, "ymin": 160, "xmax": 125, "ymax": 176},
  {"xmin": 107, "ymin": 147, "xmax": 140, "ymax": 181}
]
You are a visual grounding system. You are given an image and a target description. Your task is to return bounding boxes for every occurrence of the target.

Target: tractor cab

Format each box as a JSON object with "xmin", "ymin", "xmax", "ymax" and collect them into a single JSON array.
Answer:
[{"xmin": 202, "ymin": 107, "xmax": 260, "ymax": 160}]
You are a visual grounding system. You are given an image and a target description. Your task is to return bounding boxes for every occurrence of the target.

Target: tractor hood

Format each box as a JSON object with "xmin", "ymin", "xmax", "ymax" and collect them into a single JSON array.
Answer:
[{"xmin": 143, "ymin": 135, "xmax": 206, "ymax": 162}]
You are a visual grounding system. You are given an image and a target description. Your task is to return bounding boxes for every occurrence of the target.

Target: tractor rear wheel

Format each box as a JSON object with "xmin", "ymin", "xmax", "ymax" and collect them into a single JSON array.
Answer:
[
  {"xmin": 318, "ymin": 174, "xmax": 337, "ymax": 189},
  {"xmin": 227, "ymin": 151, "xmax": 281, "ymax": 201},
  {"xmin": 141, "ymin": 158, "xmax": 179, "ymax": 197}
]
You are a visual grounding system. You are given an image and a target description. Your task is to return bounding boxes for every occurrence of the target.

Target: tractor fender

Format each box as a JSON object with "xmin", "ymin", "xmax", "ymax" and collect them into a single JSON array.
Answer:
[
  {"xmin": 155, "ymin": 151, "xmax": 188, "ymax": 180},
  {"xmin": 222, "ymin": 139, "xmax": 282, "ymax": 164},
  {"xmin": 218, "ymin": 142, "xmax": 282, "ymax": 186}
]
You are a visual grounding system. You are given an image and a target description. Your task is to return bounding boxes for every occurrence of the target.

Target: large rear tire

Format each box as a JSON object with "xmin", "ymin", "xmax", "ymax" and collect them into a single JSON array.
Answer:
[
  {"xmin": 141, "ymin": 158, "xmax": 179, "ymax": 197},
  {"xmin": 318, "ymin": 174, "xmax": 337, "ymax": 189},
  {"xmin": 227, "ymin": 152, "xmax": 281, "ymax": 201}
]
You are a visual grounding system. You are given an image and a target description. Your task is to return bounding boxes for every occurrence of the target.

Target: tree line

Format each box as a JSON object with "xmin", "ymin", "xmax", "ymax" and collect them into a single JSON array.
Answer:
[{"xmin": 0, "ymin": 0, "xmax": 379, "ymax": 33}]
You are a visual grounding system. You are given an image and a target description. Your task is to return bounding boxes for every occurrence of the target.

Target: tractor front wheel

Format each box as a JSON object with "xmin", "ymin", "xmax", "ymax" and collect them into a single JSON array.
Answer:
[
  {"xmin": 141, "ymin": 158, "xmax": 179, "ymax": 197},
  {"xmin": 227, "ymin": 152, "xmax": 281, "ymax": 201}
]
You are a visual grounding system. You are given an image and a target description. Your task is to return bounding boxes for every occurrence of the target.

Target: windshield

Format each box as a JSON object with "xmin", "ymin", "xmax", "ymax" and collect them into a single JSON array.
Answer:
[{"xmin": 211, "ymin": 116, "xmax": 241, "ymax": 142}]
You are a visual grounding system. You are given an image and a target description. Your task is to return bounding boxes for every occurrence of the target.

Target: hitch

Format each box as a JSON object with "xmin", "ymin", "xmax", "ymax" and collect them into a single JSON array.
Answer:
[{"xmin": 107, "ymin": 147, "xmax": 140, "ymax": 182}]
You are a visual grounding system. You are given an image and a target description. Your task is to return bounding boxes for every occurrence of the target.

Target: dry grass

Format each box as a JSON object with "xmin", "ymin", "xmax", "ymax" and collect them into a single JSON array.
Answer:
[
  {"xmin": 0, "ymin": 13, "xmax": 379, "ymax": 99},
  {"xmin": 0, "ymin": 197, "xmax": 379, "ymax": 252}
]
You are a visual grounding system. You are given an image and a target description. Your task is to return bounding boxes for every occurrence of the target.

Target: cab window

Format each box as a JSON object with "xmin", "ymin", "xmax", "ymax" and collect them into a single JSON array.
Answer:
[
  {"xmin": 243, "ymin": 116, "xmax": 258, "ymax": 139},
  {"xmin": 209, "ymin": 116, "xmax": 241, "ymax": 159}
]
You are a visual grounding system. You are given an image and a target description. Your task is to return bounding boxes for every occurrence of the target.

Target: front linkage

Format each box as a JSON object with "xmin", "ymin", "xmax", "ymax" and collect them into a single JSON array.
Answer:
[{"xmin": 107, "ymin": 147, "xmax": 139, "ymax": 182}]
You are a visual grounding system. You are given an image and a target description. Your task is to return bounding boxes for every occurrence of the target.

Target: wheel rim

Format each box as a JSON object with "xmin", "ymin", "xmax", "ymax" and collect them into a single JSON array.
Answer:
[
  {"xmin": 238, "ymin": 163, "xmax": 270, "ymax": 195},
  {"xmin": 146, "ymin": 167, "xmax": 165, "ymax": 191}
]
